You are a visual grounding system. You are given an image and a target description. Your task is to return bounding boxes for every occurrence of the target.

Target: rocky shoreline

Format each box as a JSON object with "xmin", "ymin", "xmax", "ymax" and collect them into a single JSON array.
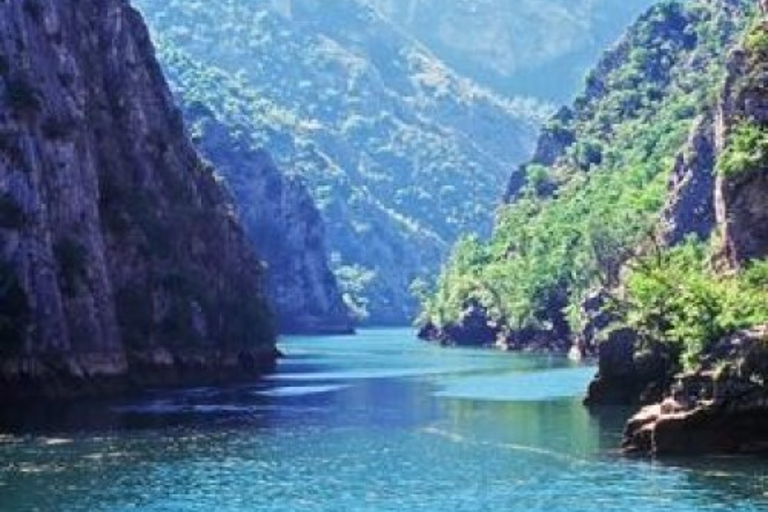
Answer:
[
  {"xmin": 417, "ymin": 302, "xmax": 572, "ymax": 353},
  {"xmin": 622, "ymin": 326, "xmax": 768, "ymax": 456},
  {"xmin": 421, "ymin": 13, "xmax": 768, "ymax": 458},
  {"xmin": 0, "ymin": 347, "xmax": 280, "ymax": 403}
]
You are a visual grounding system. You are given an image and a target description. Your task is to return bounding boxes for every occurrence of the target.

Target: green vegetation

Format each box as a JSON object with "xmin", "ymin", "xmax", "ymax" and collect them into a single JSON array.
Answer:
[
  {"xmin": 133, "ymin": 0, "xmax": 550, "ymax": 323},
  {"xmin": 717, "ymin": 121, "xmax": 768, "ymax": 176},
  {"xmin": 744, "ymin": 21, "xmax": 768, "ymax": 56},
  {"xmin": 615, "ymin": 241, "xmax": 768, "ymax": 369},
  {"xmin": 419, "ymin": 1, "xmax": 753, "ymax": 337}
]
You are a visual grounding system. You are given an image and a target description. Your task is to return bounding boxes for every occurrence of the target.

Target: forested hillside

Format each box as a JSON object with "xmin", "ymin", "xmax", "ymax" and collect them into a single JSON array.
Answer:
[
  {"xmin": 134, "ymin": 0, "xmax": 544, "ymax": 323},
  {"xmin": 364, "ymin": 0, "xmax": 658, "ymax": 101},
  {"xmin": 419, "ymin": 0, "xmax": 759, "ymax": 348},
  {"xmin": 133, "ymin": 0, "xmax": 654, "ymax": 324}
]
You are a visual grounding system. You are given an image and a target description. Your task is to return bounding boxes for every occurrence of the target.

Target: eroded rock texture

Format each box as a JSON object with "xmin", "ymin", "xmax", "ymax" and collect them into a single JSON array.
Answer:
[
  {"xmin": 0, "ymin": 0, "xmax": 276, "ymax": 400},
  {"xmin": 187, "ymin": 111, "xmax": 353, "ymax": 334},
  {"xmin": 623, "ymin": 326, "xmax": 768, "ymax": 456},
  {"xmin": 716, "ymin": 22, "xmax": 768, "ymax": 267}
]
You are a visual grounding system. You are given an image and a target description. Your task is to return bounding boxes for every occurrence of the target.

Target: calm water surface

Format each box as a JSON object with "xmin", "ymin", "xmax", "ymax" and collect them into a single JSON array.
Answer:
[{"xmin": 1, "ymin": 329, "xmax": 767, "ymax": 511}]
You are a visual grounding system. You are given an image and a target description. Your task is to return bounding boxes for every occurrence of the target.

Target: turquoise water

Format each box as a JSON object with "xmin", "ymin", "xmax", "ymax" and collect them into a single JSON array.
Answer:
[{"xmin": 1, "ymin": 329, "xmax": 767, "ymax": 511}]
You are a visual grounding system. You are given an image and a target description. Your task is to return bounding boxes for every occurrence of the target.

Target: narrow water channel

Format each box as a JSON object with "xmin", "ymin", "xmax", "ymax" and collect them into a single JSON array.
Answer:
[{"xmin": 1, "ymin": 329, "xmax": 766, "ymax": 511}]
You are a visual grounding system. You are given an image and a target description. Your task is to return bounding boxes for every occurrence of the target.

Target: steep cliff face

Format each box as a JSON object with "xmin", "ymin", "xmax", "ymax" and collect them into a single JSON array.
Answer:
[
  {"xmin": 660, "ymin": 113, "xmax": 718, "ymax": 245},
  {"xmin": 187, "ymin": 109, "xmax": 353, "ymax": 334},
  {"xmin": 0, "ymin": 0, "xmax": 276, "ymax": 400},
  {"xmin": 716, "ymin": 21, "xmax": 768, "ymax": 266},
  {"xmin": 618, "ymin": 20, "xmax": 768, "ymax": 456},
  {"xmin": 420, "ymin": 0, "xmax": 752, "ymax": 349}
]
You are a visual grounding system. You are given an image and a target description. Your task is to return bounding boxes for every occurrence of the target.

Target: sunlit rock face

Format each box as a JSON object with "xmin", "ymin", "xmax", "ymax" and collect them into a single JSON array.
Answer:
[{"xmin": 0, "ymin": 0, "xmax": 276, "ymax": 400}]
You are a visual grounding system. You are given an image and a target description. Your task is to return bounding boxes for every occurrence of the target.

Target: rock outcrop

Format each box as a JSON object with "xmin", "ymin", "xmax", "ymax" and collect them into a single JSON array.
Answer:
[
  {"xmin": 623, "ymin": 326, "xmax": 768, "ymax": 456},
  {"xmin": 184, "ymin": 109, "xmax": 353, "ymax": 334},
  {"xmin": 660, "ymin": 113, "xmax": 718, "ymax": 245},
  {"xmin": 715, "ymin": 21, "xmax": 768, "ymax": 267},
  {"xmin": 584, "ymin": 328, "xmax": 677, "ymax": 406},
  {"xmin": 0, "ymin": 0, "xmax": 277, "ymax": 401},
  {"xmin": 619, "ymin": 20, "xmax": 768, "ymax": 456},
  {"xmin": 417, "ymin": 301, "xmax": 499, "ymax": 347}
]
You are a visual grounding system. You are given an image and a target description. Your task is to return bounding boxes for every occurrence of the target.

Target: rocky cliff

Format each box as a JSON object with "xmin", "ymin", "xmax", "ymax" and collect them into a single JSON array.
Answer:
[
  {"xmin": 622, "ymin": 325, "xmax": 768, "ymax": 456},
  {"xmin": 0, "ymin": 0, "xmax": 277, "ymax": 400},
  {"xmin": 186, "ymin": 108, "xmax": 353, "ymax": 334},
  {"xmin": 659, "ymin": 113, "xmax": 718, "ymax": 246},
  {"xmin": 715, "ymin": 21, "xmax": 768, "ymax": 267},
  {"xmin": 587, "ymin": 12, "xmax": 767, "ymax": 399},
  {"xmin": 620, "ymin": 20, "xmax": 768, "ymax": 456},
  {"xmin": 419, "ymin": 0, "xmax": 752, "ymax": 349}
]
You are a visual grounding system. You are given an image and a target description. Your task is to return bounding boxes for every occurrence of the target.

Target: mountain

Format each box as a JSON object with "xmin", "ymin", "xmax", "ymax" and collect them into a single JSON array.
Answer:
[
  {"xmin": 363, "ymin": 0, "xmax": 659, "ymax": 102},
  {"xmin": 132, "ymin": 0, "xmax": 664, "ymax": 325},
  {"xmin": 417, "ymin": 0, "xmax": 767, "ymax": 455},
  {"xmin": 0, "ymin": 0, "xmax": 277, "ymax": 400},
  {"xmin": 418, "ymin": 0, "xmax": 757, "ymax": 348},
  {"xmin": 618, "ymin": 18, "xmax": 768, "ymax": 456},
  {"xmin": 186, "ymin": 107, "xmax": 353, "ymax": 334},
  {"xmin": 133, "ymin": 0, "xmax": 561, "ymax": 324}
]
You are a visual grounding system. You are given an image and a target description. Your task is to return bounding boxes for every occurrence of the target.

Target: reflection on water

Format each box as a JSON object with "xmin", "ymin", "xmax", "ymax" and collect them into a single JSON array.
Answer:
[{"xmin": 0, "ymin": 329, "xmax": 766, "ymax": 511}]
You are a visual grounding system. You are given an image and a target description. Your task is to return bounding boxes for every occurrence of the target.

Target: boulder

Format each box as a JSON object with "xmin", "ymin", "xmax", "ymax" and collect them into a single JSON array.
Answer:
[
  {"xmin": 584, "ymin": 328, "xmax": 676, "ymax": 406},
  {"xmin": 622, "ymin": 325, "xmax": 768, "ymax": 456}
]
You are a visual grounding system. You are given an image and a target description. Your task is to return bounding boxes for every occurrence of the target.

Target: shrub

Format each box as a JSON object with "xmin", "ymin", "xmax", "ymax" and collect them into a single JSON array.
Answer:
[
  {"xmin": 717, "ymin": 122, "xmax": 768, "ymax": 176},
  {"xmin": 524, "ymin": 164, "xmax": 555, "ymax": 196},
  {"xmin": 744, "ymin": 23, "xmax": 768, "ymax": 57},
  {"xmin": 571, "ymin": 140, "xmax": 604, "ymax": 170},
  {"xmin": 617, "ymin": 241, "xmax": 768, "ymax": 369}
]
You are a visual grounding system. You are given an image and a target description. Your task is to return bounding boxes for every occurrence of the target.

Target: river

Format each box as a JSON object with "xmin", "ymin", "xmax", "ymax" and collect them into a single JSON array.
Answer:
[{"xmin": 1, "ymin": 329, "xmax": 766, "ymax": 511}]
